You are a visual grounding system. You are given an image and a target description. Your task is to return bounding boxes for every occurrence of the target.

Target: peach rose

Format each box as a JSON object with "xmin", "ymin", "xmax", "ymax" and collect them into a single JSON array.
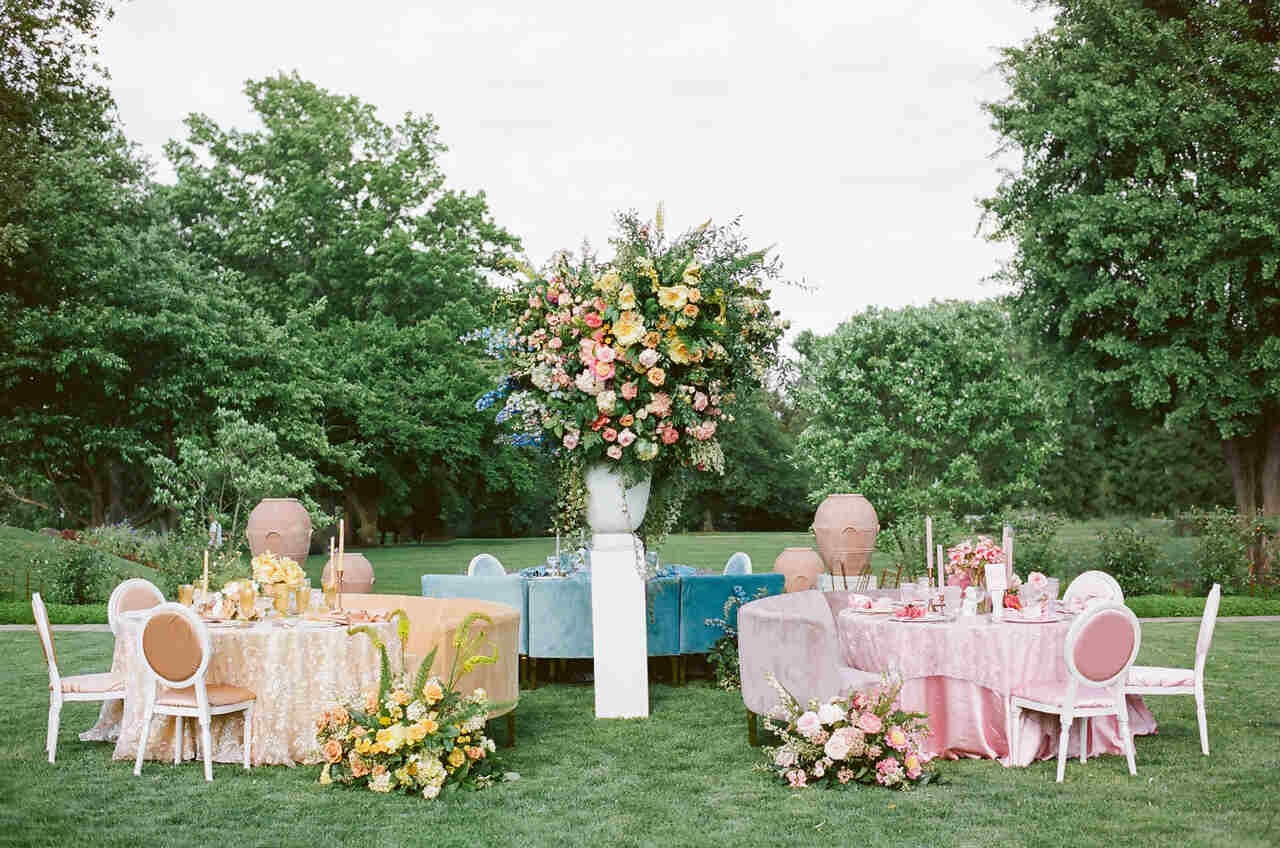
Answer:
[
  {"xmin": 646, "ymin": 367, "xmax": 666, "ymax": 387},
  {"xmin": 322, "ymin": 739, "xmax": 344, "ymax": 764}
]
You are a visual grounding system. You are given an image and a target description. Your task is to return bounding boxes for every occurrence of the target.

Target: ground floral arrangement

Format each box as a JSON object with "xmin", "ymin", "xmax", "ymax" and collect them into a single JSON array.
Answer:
[
  {"xmin": 314, "ymin": 611, "xmax": 515, "ymax": 798},
  {"xmin": 759, "ymin": 673, "xmax": 936, "ymax": 790},
  {"xmin": 473, "ymin": 207, "xmax": 789, "ymax": 550}
]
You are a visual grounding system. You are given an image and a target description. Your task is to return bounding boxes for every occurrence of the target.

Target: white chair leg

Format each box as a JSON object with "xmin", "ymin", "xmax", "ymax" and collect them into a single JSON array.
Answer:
[
  {"xmin": 1056, "ymin": 711, "xmax": 1072, "ymax": 783},
  {"xmin": 173, "ymin": 716, "xmax": 183, "ymax": 765},
  {"xmin": 1009, "ymin": 704, "xmax": 1021, "ymax": 765},
  {"xmin": 1118, "ymin": 707, "xmax": 1136, "ymax": 776},
  {"xmin": 46, "ymin": 698, "xmax": 61, "ymax": 764},
  {"xmin": 242, "ymin": 705, "xmax": 253, "ymax": 770},
  {"xmin": 134, "ymin": 700, "xmax": 155, "ymax": 777},
  {"xmin": 1079, "ymin": 717, "xmax": 1088, "ymax": 763},
  {"xmin": 1195, "ymin": 685, "xmax": 1209, "ymax": 756},
  {"xmin": 200, "ymin": 719, "xmax": 213, "ymax": 782}
]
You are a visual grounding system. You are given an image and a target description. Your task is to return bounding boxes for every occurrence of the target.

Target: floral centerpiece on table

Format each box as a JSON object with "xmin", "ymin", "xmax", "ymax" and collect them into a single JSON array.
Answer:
[
  {"xmin": 251, "ymin": 550, "xmax": 305, "ymax": 587},
  {"xmin": 945, "ymin": 536, "xmax": 1006, "ymax": 591},
  {"xmin": 757, "ymin": 673, "xmax": 936, "ymax": 790},
  {"xmin": 315, "ymin": 611, "xmax": 514, "ymax": 798},
  {"xmin": 474, "ymin": 207, "xmax": 789, "ymax": 555}
]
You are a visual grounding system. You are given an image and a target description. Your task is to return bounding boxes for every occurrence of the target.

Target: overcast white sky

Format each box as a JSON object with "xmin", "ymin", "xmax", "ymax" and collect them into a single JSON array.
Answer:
[{"xmin": 96, "ymin": 1, "xmax": 1055, "ymax": 339}]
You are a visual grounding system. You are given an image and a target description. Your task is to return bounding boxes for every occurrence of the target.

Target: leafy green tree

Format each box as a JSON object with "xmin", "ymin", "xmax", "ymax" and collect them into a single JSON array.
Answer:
[
  {"xmin": 792, "ymin": 300, "xmax": 1060, "ymax": 528},
  {"xmin": 0, "ymin": 0, "xmax": 114, "ymax": 264},
  {"xmin": 982, "ymin": 1, "xmax": 1280, "ymax": 537},
  {"xmin": 163, "ymin": 73, "xmax": 522, "ymax": 541}
]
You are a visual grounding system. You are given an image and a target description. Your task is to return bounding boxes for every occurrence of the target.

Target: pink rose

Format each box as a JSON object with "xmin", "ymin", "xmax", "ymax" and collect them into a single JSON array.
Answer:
[
  {"xmin": 693, "ymin": 391, "xmax": 708, "ymax": 411},
  {"xmin": 618, "ymin": 429, "xmax": 636, "ymax": 447},
  {"xmin": 606, "ymin": 444, "xmax": 623, "ymax": 460},
  {"xmin": 647, "ymin": 392, "xmax": 672, "ymax": 416},
  {"xmin": 562, "ymin": 432, "xmax": 580, "ymax": 450},
  {"xmin": 594, "ymin": 343, "xmax": 616, "ymax": 363},
  {"xmin": 583, "ymin": 312, "xmax": 603, "ymax": 328},
  {"xmin": 659, "ymin": 425, "xmax": 679, "ymax": 445},
  {"xmin": 593, "ymin": 360, "xmax": 615, "ymax": 380},
  {"xmin": 856, "ymin": 712, "xmax": 883, "ymax": 734},
  {"xmin": 824, "ymin": 732, "xmax": 852, "ymax": 761},
  {"xmin": 620, "ymin": 381, "xmax": 638, "ymax": 400},
  {"xmin": 548, "ymin": 337, "xmax": 563, "ymax": 349},
  {"xmin": 638, "ymin": 348, "xmax": 659, "ymax": 369},
  {"xmin": 796, "ymin": 711, "xmax": 821, "ymax": 740},
  {"xmin": 602, "ymin": 428, "xmax": 618, "ymax": 442},
  {"xmin": 885, "ymin": 725, "xmax": 908, "ymax": 751}
]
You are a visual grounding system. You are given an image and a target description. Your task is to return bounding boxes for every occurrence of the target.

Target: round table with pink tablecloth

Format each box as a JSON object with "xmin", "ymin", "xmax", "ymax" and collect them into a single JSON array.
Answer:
[
  {"xmin": 82, "ymin": 613, "xmax": 398, "ymax": 766},
  {"xmin": 836, "ymin": 610, "xmax": 1157, "ymax": 766}
]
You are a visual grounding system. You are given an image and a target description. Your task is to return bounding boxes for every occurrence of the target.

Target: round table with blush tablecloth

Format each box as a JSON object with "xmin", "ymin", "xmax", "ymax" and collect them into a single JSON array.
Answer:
[
  {"xmin": 82, "ymin": 613, "xmax": 399, "ymax": 766},
  {"xmin": 835, "ymin": 610, "xmax": 1157, "ymax": 766}
]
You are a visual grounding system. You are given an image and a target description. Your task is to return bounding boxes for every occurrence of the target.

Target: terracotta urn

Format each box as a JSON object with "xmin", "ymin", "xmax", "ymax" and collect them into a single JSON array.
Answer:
[
  {"xmin": 773, "ymin": 547, "xmax": 823, "ymax": 593},
  {"xmin": 322, "ymin": 553, "xmax": 375, "ymax": 593},
  {"xmin": 812, "ymin": 494, "xmax": 879, "ymax": 581},
  {"xmin": 246, "ymin": 498, "xmax": 313, "ymax": 564}
]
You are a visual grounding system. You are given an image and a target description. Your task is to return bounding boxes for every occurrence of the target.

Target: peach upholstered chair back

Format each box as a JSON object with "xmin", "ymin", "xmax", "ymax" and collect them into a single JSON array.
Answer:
[
  {"xmin": 1065, "ymin": 601, "xmax": 1141, "ymax": 688},
  {"xmin": 137, "ymin": 603, "xmax": 210, "ymax": 689},
  {"xmin": 109, "ymin": 578, "xmax": 165, "ymax": 636}
]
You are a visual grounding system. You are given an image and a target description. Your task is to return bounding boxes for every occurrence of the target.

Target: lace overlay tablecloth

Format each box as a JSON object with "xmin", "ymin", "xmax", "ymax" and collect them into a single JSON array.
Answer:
[
  {"xmin": 836, "ymin": 610, "xmax": 1157, "ymax": 765},
  {"xmin": 82, "ymin": 617, "xmax": 399, "ymax": 766}
]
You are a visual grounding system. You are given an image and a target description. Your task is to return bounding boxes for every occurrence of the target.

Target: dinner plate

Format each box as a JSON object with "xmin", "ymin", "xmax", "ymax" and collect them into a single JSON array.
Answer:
[
  {"xmin": 849, "ymin": 607, "xmax": 895, "ymax": 615},
  {"xmin": 1003, "ymin": 614, "xmax": 1065, "ymax": 624},
  {"xmin": 891, "ymin": 614, "xmax": 947, "ymax": 623}
]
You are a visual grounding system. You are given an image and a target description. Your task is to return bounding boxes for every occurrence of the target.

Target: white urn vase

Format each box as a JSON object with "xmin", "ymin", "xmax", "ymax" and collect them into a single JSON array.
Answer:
[
  {"xmin": 583, "ymin": 462, "xmax": 651, "ymax": 719},
  {"xmin": 584, "ymin": 464, "xmax": 652, "ymax": 547}
]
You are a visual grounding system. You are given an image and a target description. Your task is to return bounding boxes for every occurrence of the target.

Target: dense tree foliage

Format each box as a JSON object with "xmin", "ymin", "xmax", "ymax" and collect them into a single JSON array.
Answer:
[
  {"xmin": 792, "ymin": 300, "xmax": 1061, "ymax": 529},
  {"xmin": 982, "ymin": 0, "xmax": 1280, "ymax": 529},
  {"xmin": 161, "ymin": 73, "xmax": 525, "ymax": 542}
]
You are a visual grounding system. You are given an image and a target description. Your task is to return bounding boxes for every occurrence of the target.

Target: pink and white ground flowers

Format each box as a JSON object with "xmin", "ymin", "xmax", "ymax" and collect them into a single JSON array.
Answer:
[{"xmin": 758, "ymin": 672, "xmax": 935, "ymax": 791}]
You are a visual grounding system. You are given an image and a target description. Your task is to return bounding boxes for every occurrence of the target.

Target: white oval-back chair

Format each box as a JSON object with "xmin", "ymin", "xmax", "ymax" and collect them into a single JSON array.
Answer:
[
  {"xmin": 467, "ymin": 553, "xmax": 506, "ymax": 577},
  {"xmin": 723, "ymin": 552, "xmax": 753, "ymax": 575},
  {"xmin": 133, "ymin": 603, "xmax": 256, "ymax": 781},
  {"xmin": 1125, "ymin": 583, "xmax": 1221, "ymax": 755},
  {"xmin": 1010, "ymin": 601, "xmax": 1141, "ymax": 782},
  {"xmin": 32, "ymin": 592, "xmax": 124, "ymax": 763},
  {"xmin": 1062, "ymin": 570, "xmax": 1124, "ymax": 611},
  {"xmin": 108, "ymin": 578, "xmax": 165, "ymax": 636}
]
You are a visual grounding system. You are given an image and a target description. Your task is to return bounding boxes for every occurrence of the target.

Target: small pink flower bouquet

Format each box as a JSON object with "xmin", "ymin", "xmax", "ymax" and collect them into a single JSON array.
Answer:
[
  {"xmin": 758, "ymin": 673, "xmax": 936, "ymax": 790},
  {"xmin": 946, "ymin": 537, "xmax": 1006, "ymax": 590}
]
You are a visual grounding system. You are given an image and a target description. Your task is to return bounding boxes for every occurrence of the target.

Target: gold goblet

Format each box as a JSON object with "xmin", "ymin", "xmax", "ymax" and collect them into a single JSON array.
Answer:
[{"xmin": 178, "ymin": 584, "xmax": 194, "ymax": 606}]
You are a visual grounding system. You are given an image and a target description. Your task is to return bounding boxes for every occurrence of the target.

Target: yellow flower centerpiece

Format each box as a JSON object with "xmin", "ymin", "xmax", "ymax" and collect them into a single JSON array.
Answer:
[{"xmin": 252, "ymin": 551, "xmax": 306, "ymax": 613}]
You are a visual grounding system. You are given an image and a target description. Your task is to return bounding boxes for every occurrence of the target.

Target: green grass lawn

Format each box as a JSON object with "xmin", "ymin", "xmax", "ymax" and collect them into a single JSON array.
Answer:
[{"xmin": 2, "ymin": 621, "xmax": 1277, "ymax": 847}]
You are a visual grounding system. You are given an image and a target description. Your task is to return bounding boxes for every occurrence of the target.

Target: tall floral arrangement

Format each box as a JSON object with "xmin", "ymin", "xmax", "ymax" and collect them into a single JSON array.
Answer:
[
  {"xmin": 476, "ymin": 208, "xmax": 789, "ymax": 548},
  {"xmin": 758, "ymin": 673, "xmax": 935, "ymax": 790},
  {"xmin": 314, "ymin": 611, "xmax": 513, "ymax": 799}
]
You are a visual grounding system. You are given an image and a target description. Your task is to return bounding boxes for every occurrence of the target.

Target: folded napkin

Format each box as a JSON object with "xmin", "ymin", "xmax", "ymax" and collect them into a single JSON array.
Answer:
[{"xmin": 849, "ymin": 594, "xmax": 873, "ymax": 610}]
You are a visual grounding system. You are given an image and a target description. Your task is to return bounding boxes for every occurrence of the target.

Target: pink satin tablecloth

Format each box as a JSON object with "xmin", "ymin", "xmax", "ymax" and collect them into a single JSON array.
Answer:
[
  {"xmin": 836, "ymin": 610, "xmax": 1157, "ymax": 766},
  {"xmin": 82, "ymin": 615, "xmax": 398, "ymax": 766}
]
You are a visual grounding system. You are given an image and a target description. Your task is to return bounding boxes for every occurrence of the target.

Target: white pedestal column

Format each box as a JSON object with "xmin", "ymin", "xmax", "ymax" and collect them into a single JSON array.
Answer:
[{"xmin": 590, "ymin": 532, "xmax": 650, "ymax": 719}]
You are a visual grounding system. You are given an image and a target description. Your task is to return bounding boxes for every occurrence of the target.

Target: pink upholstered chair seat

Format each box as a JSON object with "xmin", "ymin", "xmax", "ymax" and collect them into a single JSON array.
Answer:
[
  {"xmin": 1127, "ymin": 665, "xmax": 1195, "ymax": 688},
  {"xmin": 56, "ymin": 672, "xmax": 125, "ymax": 695},
  {"xmin": 1013, "ymin": 680, "xmax": 1118, "ymax": 709},
  {"xmin": 157, "ymin": 684, "xmax": 257, "ymax": 708},
  {"xmin": 839, "ymin": 665, "xmax": 881, "ymax": 692}
]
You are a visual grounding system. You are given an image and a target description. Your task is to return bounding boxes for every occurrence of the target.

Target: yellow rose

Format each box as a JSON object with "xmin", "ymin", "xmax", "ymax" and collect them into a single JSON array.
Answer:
[
  {"xmin": 612, "ymin": 310, "xmax": 646, "ymax": 346},
  {"xmin": 657, "ymin": 286, "xmax": 688, "ymax": 310},
  {"xmin": 447, "ymin": 748, "xmax": 466, "ymax": 768},
  {"xmin": 667, "ymin": 340, "xmax": 693, "ymax": 365},
  {"xmin": 596, "ymin": 270, "xmax": 621, "ymax": 292},
  {"xmin": 423, "ymin": 681, "xmax": 444, "ymax": 704},
  {"xmin": 421, "ymin": 718, "xmax": 439, "ymax": 734},
  {"xmin": 617, "ymin": 283, "xmax": 637, "ymax": 310}
]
